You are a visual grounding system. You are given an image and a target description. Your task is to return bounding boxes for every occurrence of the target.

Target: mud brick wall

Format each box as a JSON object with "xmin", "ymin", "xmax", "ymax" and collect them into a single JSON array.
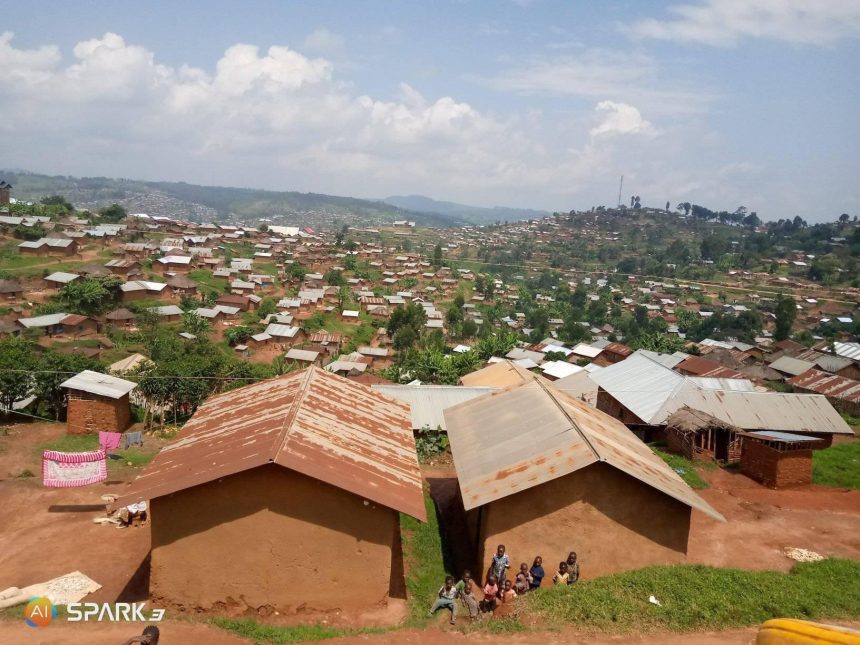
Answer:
[
  {"xmin": 67, "ymin": 392, "xmax": 131, "ymax": 435},
  {"xmin": 741, "ymin": 440, "xmax": 812, "ymax": 488}
]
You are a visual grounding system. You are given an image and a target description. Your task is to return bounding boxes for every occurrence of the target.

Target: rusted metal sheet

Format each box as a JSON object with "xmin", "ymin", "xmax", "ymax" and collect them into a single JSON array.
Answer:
[
  {"xmin": 787, "ymin": 369, "xmax": 860, "ymax": 404},
  {"xmin": 114, "ymin": 367, "xmax": 426, "ymax": 520},
  {"xmin": 459, "ymin": 360, "xmax": 536, "ymax": 388},
  {"xmin": 444, "ymin": 377, "xmax": 724, "ymax": 522}
]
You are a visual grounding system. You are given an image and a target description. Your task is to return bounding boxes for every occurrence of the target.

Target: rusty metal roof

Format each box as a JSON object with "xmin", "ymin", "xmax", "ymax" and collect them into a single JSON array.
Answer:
[
  {"xmin": 787, "ymin": 369, "xmax": 860, "ymax": 404},
  {"xmin": 459, "ymin": 360, "xmax": 537, "ymax": 388},
  {"xmin": 114, "ymin": 367, "xmax": 426, "ymax": 520},
  {"xmin": 444, "ymin": 377, "xmax": 724, "ymax": 521}
]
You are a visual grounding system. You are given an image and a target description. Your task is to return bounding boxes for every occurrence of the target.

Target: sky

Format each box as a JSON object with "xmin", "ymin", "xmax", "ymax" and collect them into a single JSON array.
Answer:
[{"xmin": 0, "ymin": 0, "xmax": 858, "ymax": 221}]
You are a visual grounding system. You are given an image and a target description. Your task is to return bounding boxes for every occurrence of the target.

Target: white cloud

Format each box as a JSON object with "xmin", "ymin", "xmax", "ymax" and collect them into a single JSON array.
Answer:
[
  {"xmin": 590, "ymin": 101, "xmax": 657, "ymax": 137},
  {"xmin": 481, "ymin": 49, "xmax": 714, "ymax": 115},
  {"xmin": 0, "ymin": 31, "xmax": 846, "ymax": 219},
  {"xmin": 303, "ymin": 28, "xmax": 345, "ymax": 54},
  {"xmin": 626, "ymin": 0, "xmax": 860, "ymax": 46}
]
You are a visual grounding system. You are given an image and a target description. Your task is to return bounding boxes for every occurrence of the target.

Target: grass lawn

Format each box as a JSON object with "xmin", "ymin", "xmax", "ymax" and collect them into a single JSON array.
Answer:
[
  {"xmin": 812, "ymin": 442, "xmax": 860, "ymax": 489},
  {"xmin": 524, "ymin": 559, "xmax": 860, "ymax": 633},
  {"xmin": 188, "ymin": 269, "xmax": 228, "ymax": 291},
  {"xmin": 39, "ymin": 433, "xmax": 156, "ymax": 469},
  {"xmin": 211, "ymin": 619, "xmax": 386, "ymax": 644},
  {"xmin": 650, "ymin": 446, "xmax": 714, "ymax": 489},
  {"xmin": 400, "ymin": 487, "xmax": 449, "ymax": 625}
]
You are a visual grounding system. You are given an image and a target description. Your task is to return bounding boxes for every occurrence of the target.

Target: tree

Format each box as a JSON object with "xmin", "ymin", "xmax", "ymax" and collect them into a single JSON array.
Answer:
[
  {"xmin": 393, "ymin": 326, "xmax": 417, "ymax": 351},
  {"xmin": 774, "ymin": 295, "xmax": 797, "ymax": 341},
  {"xmin": 41, "ymin": 195, "xmax": 73, "ymax": 211},
  {"xmin": 34, "ymin": 351, "xmax": 101, "ymax": 420},
  {"xmin": 665, "ymin": 201, "xmax": 670, "ymax": 213},
  {"xmin": 59, "ymin": 276, "xmax": 122, "ymax": 316},
  {"xmin": 0, "ymin": 337, "xmax": 36, "ymax": 413},
  {"xmin": 181, "ymin": 311, "xmax": 211, "ymax": 337},
  {"xmin": 839, "ymin": 213, "xmax": 850, "ymax": 225},
  {"xmin": 323, "ymin": 269, "xmax": 346, "ymax": 286},
  {"xmin": 224, "ymin": 325, "xmax": 256, "ymax": 345},
  {"xmin": 432, "ymin": 243, "xmax": 443, "ymax": 268},
  {"xmin": 99, "ymin": 203, "xmax": 127, "ymax": 223},
  {"xmin": 462, "ymin": 319, "xmax": 478, "ymax": 337}
]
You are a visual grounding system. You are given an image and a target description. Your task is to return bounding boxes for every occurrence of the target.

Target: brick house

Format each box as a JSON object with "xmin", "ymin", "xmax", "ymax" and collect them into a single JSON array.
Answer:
[
  {"xmin": 739, "ymin": 431, "xmax": 822, "ymax": 488},
  {"xmin": 60, "ymin": 370, "xmax": 136, "ymax": 435}
]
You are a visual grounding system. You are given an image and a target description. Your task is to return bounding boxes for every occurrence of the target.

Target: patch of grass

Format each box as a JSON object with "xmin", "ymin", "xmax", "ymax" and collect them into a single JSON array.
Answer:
[
  {"xmin": 189, "ymin": 269, "xmax": 228, "ymax": 291},
  {"xmin": 650, "ymin": 446, "xmax": 711, "ymax": 489},
  {"xmin": 16, "ymin": 468, "xmax": 35, "ymax": 478},
  {"xmin": 211, "ymin": 618, "xmax": 385, "ymax": 643},
  {"xmin": 400, "ymin": 487, "xmax": 449, "ymax": 625},
  {"xmin": 813, "ymin": 442, "xmax": 860, "ymax": 489},
  {"xmin": 39, "ymin": 433, "xmax": 99, "ymax": 453},
  {"xmin": 524, "ymin": 559, "xmax": 860, "ymax": 633},
  {"xmin": 839, "ymin": 411, "xmax": 860, "ymax": 428},
  {"xmin": 112, "ymin": 448, "xmax": 155, "ymax": 467}
]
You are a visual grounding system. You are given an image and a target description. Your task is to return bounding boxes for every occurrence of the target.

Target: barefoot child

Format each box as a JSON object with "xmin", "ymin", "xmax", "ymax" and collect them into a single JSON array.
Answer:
[
  {"xmin": 480, "ymin": 574, "xmax": 500, "ymax": 613},
  {"xmin": 566, "ymin": 551, "xmax": 580, "ymax": 584},
  {"xmin": 552, "ymin": 561, "xmax": 569, "ymax": 585},
  {"xmin": 490, "ymin": 544, "xmax": 510, "ymax": 585},
  {"xmin": 429, "ymin": 575, "xmax": 459, "ymax": 624},
  {"xmin": 501, "ymin": 579, "xmax": 517, "ymax": 603},
  {"xmin": 461, "ymin": 580, "xmax": 479, "ymax": 620},
  {"xmin": 529, "ymin": 556, "xmax": 545, "ymax": 591},
  {"xmin": 514, "ymin": 562, "xmax": 531, "ymax": 594}
]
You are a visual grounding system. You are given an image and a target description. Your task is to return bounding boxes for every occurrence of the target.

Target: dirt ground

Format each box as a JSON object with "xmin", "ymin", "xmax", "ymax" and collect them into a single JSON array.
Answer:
[
  {"xmin": 2, "ymin": 620, "xmax": 859, "ymax": 645},
  {"xmin": 0, "ymin": 423, "xmax": 858, "ymax": 643}
]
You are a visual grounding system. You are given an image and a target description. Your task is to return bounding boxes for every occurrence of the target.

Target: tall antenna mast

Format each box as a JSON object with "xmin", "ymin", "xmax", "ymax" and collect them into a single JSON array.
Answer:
[{"xmin": 617, "ymin": 175, "xmax": 624, "ymax": 207}]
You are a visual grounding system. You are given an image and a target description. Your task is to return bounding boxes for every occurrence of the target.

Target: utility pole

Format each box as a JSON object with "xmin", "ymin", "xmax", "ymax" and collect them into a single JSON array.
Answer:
[{"xmin": 616, "ymin": 175, "xmax": 624, "ymax": 208}]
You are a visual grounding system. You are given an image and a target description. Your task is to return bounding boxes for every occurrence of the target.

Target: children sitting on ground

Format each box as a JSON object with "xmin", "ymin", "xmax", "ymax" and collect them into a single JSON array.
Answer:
[
  {"xmin": 480, "ymin": 574, "xmax": 500, "ymax": 613},
  {"xmin": 514, "ymin": 562, "xmax": 531, "ymax": 594},
  {"xmin": 566, "ymin": 551, "xmax": 580, "ymax": 584},
  {"xmin": 455, "ymin": 570, "xmax": 472, "ymax": 595},
  {"xmin": 501, "ymin": 579, "xmax": 517, "ymax": 603},
  {"xmin": 461, "ymin": 580, "xmax": 479, "ymax": 621},
  {"xmin": 552, "ymin": 561, "xmax": 570, "ymax": 585},
  {"xmin": 529, "ymin": 556, "xmax": 545, "ymax": 591},
  {"xmin": 429, "ymin": 575, "xmax": 459, "ymax": 624},
  {"xmin": 490, "ymin": 544, "xmax": 510, "ymax": 585}
]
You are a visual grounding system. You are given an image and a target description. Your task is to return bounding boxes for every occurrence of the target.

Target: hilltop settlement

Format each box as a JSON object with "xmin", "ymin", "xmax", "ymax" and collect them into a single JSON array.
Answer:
[{"xmin": 0, "ymin": 182, "xmax": 858, "ymax": 641}]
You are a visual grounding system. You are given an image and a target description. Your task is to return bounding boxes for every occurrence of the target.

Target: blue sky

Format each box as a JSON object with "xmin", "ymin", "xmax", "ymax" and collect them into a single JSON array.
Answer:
[{"xmin": 0, "ymin": 0, "xmax": 858, "ymax": 221}]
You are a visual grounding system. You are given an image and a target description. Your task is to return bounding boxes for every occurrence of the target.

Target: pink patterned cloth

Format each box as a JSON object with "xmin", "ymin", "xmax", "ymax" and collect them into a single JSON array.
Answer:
[
  {"xmin": 42, "ymin": 450, "xmax": 107, "ymax": 488},
  {"xmin": 99, "ymin": 431, "xmax": 122, "ymax": 452}
]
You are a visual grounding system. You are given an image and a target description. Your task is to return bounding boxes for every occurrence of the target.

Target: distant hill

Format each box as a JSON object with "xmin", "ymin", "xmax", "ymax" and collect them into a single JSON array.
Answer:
[
  {"xmin": 0, "ymin": 171, "xmax": 463, "ymax": 229},
  {"xmin": 383, "ymin": 194, "xmax": 548, "ymax": 225}
]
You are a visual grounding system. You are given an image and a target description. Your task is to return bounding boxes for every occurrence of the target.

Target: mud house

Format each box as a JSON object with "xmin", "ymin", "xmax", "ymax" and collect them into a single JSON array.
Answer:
[
  {"xmin": 113, "ymin": 367, "xmax": 424, "ymax": 614},
  {"xmin": 664, "ymin": 407, "xmax": 743, "ymax": 463},
  {"xmin": 60, "ymin": 370, "xmax": 136, "ymax": 435},
  {"xmin": 444, "ymin": 377, "xmax": 725, "ymax": 581},
  {"xmin": 18, "ymin": 237, "xmax": 78, "ymax": 257}
]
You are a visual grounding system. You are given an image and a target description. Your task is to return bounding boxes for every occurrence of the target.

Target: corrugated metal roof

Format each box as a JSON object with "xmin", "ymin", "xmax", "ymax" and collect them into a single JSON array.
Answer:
[
  {"xmin": 113, "ymin": 367, "xmax": 425, "ymax": 520},
  {"xmin": 444, "ymin": 378, "xmax": 724, "ymax": 521},
  {"xmin": 44, "ymin": 272, "xmax": 80, "ymax": 283},
  {"xmin": 834, "ymin": 342, "xmax": 860, "ymax": 361},
  {"xmin": 634, "ymin": 349, "xmax": 687, "ymax": 368},
  {"xmin": 656, "ymin": 388, "xmax": 852, "ymax": 434},
  {"xmin": 460, "ymin": 360, "xmax": 536, "ymax": 388},
  {"xmin": 769, "ymin": 355, "xmax": 816, "ymax": 377},
  {"xmin": 17, "ymin": 312, "xmax": 69, "ymax": 327},
  {"xmin": 372, "ymin": 385, "xmax": 498, "ymax": 431},
  {"xmin": 788, "ymin": 369, "xmax": 860, "ymax": 404},
  {"xmin": 60, "ymin": 370, "xmax": 136, "ymax": 398},
  {"xmin": 264, "ymin": 323, "xmax": 300, "ymax": 338},
  {"xmin": 285, "ymin": 348, "xmax": 319, "ymax": 362},
  {"xmin": 743, "ymin": 430, "xmax": 820, "ymax": 443},
  {"xmin": 688, "ymin": 377, "xmax": 757, "ymax": 392},
  {"xmin": 540, "ymin": 361, "xmax": 584, "ymax": 379},
  {"xmin": 590, "ymin": 353, "xmax": 687, "ymax": 424}
]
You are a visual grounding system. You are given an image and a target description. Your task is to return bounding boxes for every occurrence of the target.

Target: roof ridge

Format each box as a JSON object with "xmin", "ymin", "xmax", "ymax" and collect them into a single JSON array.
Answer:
[
  {"xmin": 533, "ymin": 378, "xmax": 601, "ymax": 462},
  {"xmin": 270, "ymin": 367, "xmax": 317, "ymax": 461}
]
